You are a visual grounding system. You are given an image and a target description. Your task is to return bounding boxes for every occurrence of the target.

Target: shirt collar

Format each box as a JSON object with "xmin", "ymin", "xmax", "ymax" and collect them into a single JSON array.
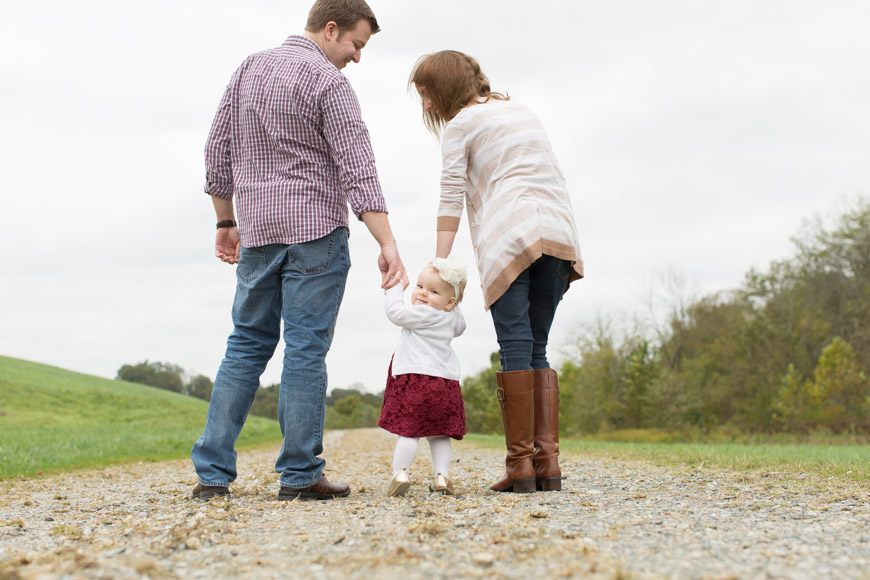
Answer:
[{"xmin": 282, "ymin": 35, "xmax": 330, "ymax": 64}]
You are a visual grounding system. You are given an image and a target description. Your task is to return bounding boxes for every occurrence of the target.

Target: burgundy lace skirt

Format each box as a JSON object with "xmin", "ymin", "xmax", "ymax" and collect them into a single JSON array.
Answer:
[{"xmin": 378, "ymin": 360, "xmax": 467, "ymax": 440}]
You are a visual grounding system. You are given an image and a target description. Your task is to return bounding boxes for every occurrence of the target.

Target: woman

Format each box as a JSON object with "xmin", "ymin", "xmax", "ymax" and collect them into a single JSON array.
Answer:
[{"xmin": 410, "ymin": 50, "xmax": 584, "ymax": 493}]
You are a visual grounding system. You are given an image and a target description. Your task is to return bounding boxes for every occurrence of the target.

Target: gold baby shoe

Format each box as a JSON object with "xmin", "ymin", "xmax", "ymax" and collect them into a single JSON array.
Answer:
[
  {"xmin": 387, "ymin": 468, "xmax": 411, "ymax": 497},
  {"xmin": 433, "ymin": 472, "xmax": 454, "ymax": 496}
]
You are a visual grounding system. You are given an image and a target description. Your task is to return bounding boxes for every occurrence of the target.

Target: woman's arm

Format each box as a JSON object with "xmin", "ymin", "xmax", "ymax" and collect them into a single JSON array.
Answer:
[
  {"xmin": 435, "ymin": 230, "xmax": 456, "ymax": 259},
  {"xmin": 437, "ymin": 122, "xmax": 467, "ymax": 257}
]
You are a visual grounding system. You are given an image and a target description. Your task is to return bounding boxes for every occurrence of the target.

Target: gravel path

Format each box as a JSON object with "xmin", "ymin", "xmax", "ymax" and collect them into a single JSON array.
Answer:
[{"xmin": 1, "ymin": 428, "xmax": 869, "ymax": 580}]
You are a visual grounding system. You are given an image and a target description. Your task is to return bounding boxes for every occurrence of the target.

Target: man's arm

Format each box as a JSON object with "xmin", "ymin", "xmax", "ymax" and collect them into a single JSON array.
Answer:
[
  {"xmin": 212, "ymin": 195, "xmax": 240, "ymax": 264},
  {"xmin": 321, "ymin": 79, "xmax": 386, "ymax": 218},
  {"xmin": 320, "ymin": 80, "xmax": 404, "ymax": 287},
  {"xmin": 361, "ymin": 211, "xmax": 407, "ymax": 289},
  {"xmin": 204, "ymin": 77, "xmax": 239, "ymax": 265}
]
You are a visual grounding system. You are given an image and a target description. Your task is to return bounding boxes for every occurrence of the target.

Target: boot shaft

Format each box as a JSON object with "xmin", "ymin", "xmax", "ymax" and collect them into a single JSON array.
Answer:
[
  {"xmin": 533, "ymin": 368, "xmax": 560, "ymax": 445},
  {"xmin": 491, "ymin": 370, "xmax": 536, "ymax": 491},
  {"xmin": 533, "ymin": 368, "xmax": 561, "ymax": 486}
]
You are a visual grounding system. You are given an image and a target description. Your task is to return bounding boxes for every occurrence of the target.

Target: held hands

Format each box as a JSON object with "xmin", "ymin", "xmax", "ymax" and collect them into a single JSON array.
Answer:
[
  {"xmin": 215, "ymin": 227, "xmax": 240, "ymax": 264},
  {"xmin": 358, "ymin": 211, "xmax": 407, "ymax": 289},
  {"xmin": 379, "ymin": 240, "xmax": 408, "ymax": 290}
]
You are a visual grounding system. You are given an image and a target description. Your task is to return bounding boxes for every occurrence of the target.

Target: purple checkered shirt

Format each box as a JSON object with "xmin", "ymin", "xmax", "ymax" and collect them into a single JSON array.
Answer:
[{"xmin": 204, "ymin": 35, "xmax": 387, "ymax": 248}]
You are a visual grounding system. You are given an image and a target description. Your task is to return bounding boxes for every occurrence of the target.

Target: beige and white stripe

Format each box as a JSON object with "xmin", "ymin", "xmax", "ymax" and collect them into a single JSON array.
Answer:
[{"xmin": 437, "ymin": 99, "xmax": 583, "ymax": 309}]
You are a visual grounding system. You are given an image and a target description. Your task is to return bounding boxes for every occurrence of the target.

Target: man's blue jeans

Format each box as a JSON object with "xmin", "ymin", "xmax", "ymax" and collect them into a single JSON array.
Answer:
[
  {"xmin": 191, "ymin": 227, "xmax": 350, "ymax": 489},
  {"xmin": 489, "ymin": 255, "xmax": 572, "ymax": 371}
]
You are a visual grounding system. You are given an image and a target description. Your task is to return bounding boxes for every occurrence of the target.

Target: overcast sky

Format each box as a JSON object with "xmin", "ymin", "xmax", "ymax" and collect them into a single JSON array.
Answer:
[{"xmin": 2, "ymin": 0, "xmax": 868, "ymax": 394}]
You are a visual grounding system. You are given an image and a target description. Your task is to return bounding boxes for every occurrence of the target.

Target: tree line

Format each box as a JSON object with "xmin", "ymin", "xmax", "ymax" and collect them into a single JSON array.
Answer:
[
  {"xmin": 115, "ymin": 363, "xmax": 382, "ymax": 429},
  {"xmin": 117, "ymin": 198, "xmax": 870, "ymax": 438},
  {"xmin": 116, "ymin": 361, "xmax": 214, "ymax": 400},
  {"xmin": 461, "ymin": 197, "xmax": 870, "ymax": 437}
]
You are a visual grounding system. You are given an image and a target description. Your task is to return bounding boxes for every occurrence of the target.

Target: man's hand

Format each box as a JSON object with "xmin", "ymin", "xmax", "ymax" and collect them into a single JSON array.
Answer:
[
  {"xmin": 211, "ymin": 195, "xmax": 239, "ymax": 264},
  {"xmin": 378, "ymin": 240, "xmax": 408, "ymax": 290},
  {"xmin": 361, "ymin": 211, "xmax": 408, "ymax": 290},
  {"xmin": 215, "ymin": 227, "xmax": 240, "ymax": 264}
]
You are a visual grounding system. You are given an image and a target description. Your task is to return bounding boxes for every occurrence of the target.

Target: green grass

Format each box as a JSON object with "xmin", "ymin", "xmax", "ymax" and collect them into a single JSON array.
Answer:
[
  {"xmin": 0, "ymin": 356, "xmax": 282, "ymax": 481},
  {"xmin": 464, "ymin": 432, "xmax": 870, "ymax": 482}
]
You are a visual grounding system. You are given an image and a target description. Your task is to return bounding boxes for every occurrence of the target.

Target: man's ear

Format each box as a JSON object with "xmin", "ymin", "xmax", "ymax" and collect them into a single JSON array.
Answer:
[
  {"xmin": 324, "ymin": 21, "xmax": 339, "ymax": 41},
  {"xmin": 444, "ymin": 297, "xmax": 457, "ymax": 312}
]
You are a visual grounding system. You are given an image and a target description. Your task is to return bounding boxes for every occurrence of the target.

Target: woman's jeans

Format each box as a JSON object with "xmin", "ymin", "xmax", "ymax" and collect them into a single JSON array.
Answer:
[
  {"xmin": 489, "ymin": 255, "xmax": 571, "ymax": 371},
  {"xmin": 191, "ymin": 227, "xmax": 350, "ymax": 489}
]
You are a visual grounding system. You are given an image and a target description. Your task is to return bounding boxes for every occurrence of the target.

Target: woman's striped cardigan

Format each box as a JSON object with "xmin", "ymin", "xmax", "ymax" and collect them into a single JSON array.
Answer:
[{"xmin": 437, "ymin": 98, "xmax": 584, "ymax": 309}]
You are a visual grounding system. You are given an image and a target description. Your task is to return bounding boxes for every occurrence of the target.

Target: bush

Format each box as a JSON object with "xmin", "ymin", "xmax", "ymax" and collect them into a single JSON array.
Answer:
[
  {"xmin": 116, "ymin": 361, "xmax": 184, "ymax": 393},
  {"xmin": 461, "ymin": 353, "xmax": 502, "ymax": 435}
]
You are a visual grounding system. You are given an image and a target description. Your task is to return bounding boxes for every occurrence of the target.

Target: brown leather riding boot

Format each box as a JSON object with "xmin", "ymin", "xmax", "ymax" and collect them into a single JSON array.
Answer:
[
  {"xmin": 533, "ymin": 368, "xmax": 562, "ymax": 491},
  {"xmin": 489, "ymin": 369, "xmax": 536, "ymax": 493}
]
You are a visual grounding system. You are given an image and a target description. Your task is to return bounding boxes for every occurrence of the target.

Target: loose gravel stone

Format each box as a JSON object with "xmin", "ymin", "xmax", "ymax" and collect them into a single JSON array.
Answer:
[{"xmin": 1, "ymin": 428, "xmax": 868, "ymax": 579}]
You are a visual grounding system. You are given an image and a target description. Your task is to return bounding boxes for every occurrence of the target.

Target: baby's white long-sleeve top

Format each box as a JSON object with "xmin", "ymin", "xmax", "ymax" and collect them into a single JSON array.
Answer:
[{"xmin": 385, "ymin": 284, "xmax": 466, "ymax": 380}]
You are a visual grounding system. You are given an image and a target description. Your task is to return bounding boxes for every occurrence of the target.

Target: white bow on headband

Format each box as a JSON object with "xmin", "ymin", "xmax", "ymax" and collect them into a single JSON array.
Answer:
[{"xmin": 432, "ymin": 256, "xmax": 467, "ymax": 300}]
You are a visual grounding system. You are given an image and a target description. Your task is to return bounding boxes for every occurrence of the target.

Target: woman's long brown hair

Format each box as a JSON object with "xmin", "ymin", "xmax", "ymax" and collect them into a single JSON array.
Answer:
[{"xmin": 409, "ymin": 50, "xmax": 508, "ymax": 135}]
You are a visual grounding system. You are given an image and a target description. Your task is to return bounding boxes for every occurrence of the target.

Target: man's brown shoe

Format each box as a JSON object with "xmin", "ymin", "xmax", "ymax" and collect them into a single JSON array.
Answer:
[
  {"xmin": 278, "ymin": 475, "xmax": 350, "ymax": 501},
  {"xmin": 191, "ymin": 483, "xmax": 229, "ymax": 499}
]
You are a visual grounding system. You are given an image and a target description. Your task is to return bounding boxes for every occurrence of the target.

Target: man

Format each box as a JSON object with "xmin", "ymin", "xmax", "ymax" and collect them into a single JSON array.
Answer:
[{"xmin": 191, "ymin": 0, "xmax": 406, "ymax": 501}]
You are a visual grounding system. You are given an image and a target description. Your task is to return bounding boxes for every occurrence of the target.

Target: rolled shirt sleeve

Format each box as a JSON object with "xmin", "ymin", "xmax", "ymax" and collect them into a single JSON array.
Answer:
[{"xmin": 203, "ymin": 78, "xmax": 236, "ymax": 199}]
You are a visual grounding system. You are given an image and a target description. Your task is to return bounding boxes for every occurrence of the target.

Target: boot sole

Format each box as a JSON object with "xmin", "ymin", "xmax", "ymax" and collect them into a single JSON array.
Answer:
[
  {"xmin": 492, "ymin": 477, "xmax": 536, "ymax": 493},
  {"xmin": 537, "ymin": 477, "xmax": 562, "ymax": 492},
  {"xmin": 387, "ymin": 481, "xmax": 411, "ymax": 497},
  {"xmin": 190, "ymin": 491, "xmax": 230, "ymax": 499},
  {"xmin": 278, "ymin": 489, "xmax": 351, "ymax": 501},
  {"xmin": 192, "ymin": 488, "xmax": 229, "ymax": 500}
]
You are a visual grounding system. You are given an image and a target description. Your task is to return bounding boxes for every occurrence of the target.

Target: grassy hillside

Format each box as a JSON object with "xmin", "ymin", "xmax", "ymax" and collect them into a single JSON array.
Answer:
[{"xmin": 0, "ymin": 356, "xmax": 282, "ymax": 480}]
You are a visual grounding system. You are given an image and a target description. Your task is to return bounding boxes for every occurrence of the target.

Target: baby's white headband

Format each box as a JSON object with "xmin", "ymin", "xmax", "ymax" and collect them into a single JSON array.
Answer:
[{"xmin": 432, "ymin": 256, "xmax": 467, "ymax": 301}]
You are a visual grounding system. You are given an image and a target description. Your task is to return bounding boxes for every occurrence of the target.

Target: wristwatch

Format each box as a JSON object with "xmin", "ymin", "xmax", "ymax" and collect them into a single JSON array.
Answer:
[{"xmin": 216, "ymin": 220, "xmax": 237, "ymax": 229}]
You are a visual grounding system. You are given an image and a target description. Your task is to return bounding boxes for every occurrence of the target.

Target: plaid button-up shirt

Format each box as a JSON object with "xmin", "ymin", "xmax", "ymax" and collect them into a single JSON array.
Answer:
[{"xmin": 204, "ymin": 35, "xmax": 387, "ymax": 248}]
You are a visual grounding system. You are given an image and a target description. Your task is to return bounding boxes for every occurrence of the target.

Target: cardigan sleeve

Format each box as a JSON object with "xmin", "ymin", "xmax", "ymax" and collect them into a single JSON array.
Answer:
[
  {"xmin": 453, "ymin": 306, "xmax": 467, "ymax": 338},
  {"xmin": 437, "ymin": 121, "xmax": 468, "ymax": 232},
  {"xmin": 384, "ymin": 285, "xmax": 436, "ymax": 330}
]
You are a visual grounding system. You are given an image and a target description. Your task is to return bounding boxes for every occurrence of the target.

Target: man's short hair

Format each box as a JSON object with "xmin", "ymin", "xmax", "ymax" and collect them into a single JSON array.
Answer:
[{"xmin": 305, "ymin": 0, "xmax": 380, "ymax": 35}]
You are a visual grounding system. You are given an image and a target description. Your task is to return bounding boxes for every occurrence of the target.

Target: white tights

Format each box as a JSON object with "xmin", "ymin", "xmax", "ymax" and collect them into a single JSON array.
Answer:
[{"xmin": 392, "ymin": 435, "xmax": 452, "ymax": 477}]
